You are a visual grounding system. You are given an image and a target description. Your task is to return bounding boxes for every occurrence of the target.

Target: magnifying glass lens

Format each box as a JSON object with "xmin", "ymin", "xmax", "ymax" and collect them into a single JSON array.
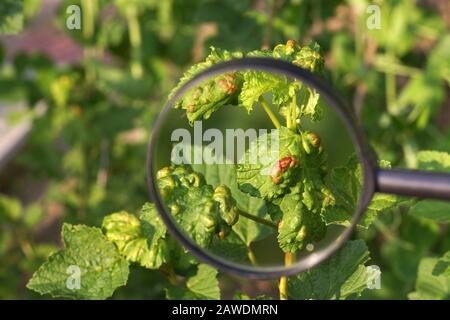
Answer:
[{"xmin": 150, "ymin": 65, "xmax": 365, "ymax": 271}]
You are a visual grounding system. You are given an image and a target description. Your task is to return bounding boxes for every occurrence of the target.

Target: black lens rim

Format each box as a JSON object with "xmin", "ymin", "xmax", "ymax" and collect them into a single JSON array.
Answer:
[{"xmin": 147, "ymin": 57, "xmax": 376, "ymax": 279}]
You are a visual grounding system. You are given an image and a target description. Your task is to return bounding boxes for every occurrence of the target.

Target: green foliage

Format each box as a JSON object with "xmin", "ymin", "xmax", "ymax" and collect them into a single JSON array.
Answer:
[
  {"xmin": 0, "ymin": 0, "xmax": 23, "ymax": 34},
  {"xmin": 240, "ymin": 41, "xmax": 323, "ymax": 118},
  {"xmin": 176, "ymin": 71, "xmax": 243, "ymax": 124},
  {"xmin": 410, "ymin": 201, "xmax": 450, "ymax": 222},
  {"xmin": 171, "ymin": 41, "xmax": 352, "ymax": 256},
  {"xmin": 409, "ymin": 252, "xmax": 450, "ymax": 300},
  {"xmin": 169, "ymin": 47, "xmax": 244, "ymax": 101},
  {"xmin": 102, "ymin": 207, "xmax": 167, "ymax": 269},
  {"xmin": 237, "ymin": 127, "xmax": 309, "ymax": 200},
  {"xmin": 26, "ymin": 201, "xmax": 221, "ymax": 300},
  {"xmin": 166, "ymin": 264, "xmax": 220, "ymax": 300},
  {"xmin": 324, "ymin": 156, "xmax": 397, "ymax": 228},
  {"xmin": 27, "ymin": 224, "xmax": 129, "ymax": 300},
  {"xmin": 235, "ymin": 125, "xmax": 329, "ymax": 253},
  {"xmin": 0, "ymin": 194, "xmax": 59, "ymax": 299},
  {"xmin": 173, "ymin": 41, "xmax": 324, "ymax": 125},
  {"xmin": 191, "ymin": 159, "xmax": 270, "ymax": 244},
  {"xmin": 288, "ymin": 240, "xmax": 370, "ymax": 299},
  {"xmin": 1, "ymin": 0, "xmax": 449, "ymax": 301},
  {"xmin": 434, "ymin": 252, "xmax": 450, "ymax": 278},
  {"xmin": 156, "ymin": 165, "xmax": 239, "ymax": 247},
  {"xmin": 410, "ymin": 151, "xmax": 450, "ymax": 222},
  {"xmin": 417, "ymin": 150, "xmax": 450, "ymax": 171},
  {"xmin": 276, "ymin": 191, "xmax": 326, "ymax": 253},
  {"xmin": 0, "ymin": 194, "xmax": 22, "ymax": 222},
  {"xmin": 382, "ymin": 215, "xmax": 440, "ymax": 284},
  {"xmin": 24, "ymin": 36, "xmax": 428, "ymax": 301},
  {"xmin": 234, "ymin": 291, "xmax": 272, "ymax": 300}
]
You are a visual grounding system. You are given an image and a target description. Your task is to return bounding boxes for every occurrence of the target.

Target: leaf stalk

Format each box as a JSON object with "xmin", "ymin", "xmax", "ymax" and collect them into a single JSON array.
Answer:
[
  {"xmin": 259, "ymin": 97, "xmax": 281, "ymax": 129},
  {"xmin": 237, "ymin": 209, "xmax": 277, "ymax": 229}
]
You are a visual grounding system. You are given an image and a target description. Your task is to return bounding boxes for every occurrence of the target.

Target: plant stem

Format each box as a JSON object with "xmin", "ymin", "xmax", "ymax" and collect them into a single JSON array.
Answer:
[
  {"xmin": 373, "ymin": 58, "xmax": 420, "ymax": 77},
  {"xmin": 290, "ymin": 94, "xmax": 297, "ymax": 130},
  {"xmin": 79, "ymin": 143, "xmax": 90, "ymax": 220},
  {"xmin": 279, "ymin": 277, "xmax": 287, "ymax": 300},
  {"xmin": 259, "ymin": 97, "xmax": 281, "ymax": 129},
  {"xmin": 238, "ymin": 209, "xmax": 277, "ymax": 229},
  {"xmin": 79, "ymin": 0, "xmax": 98, "ymax": 221},
  {"xmin": 158, "ymin": 0, "xmax": 174, "ymax": 39},
  {"xmin": 403, "ymin": 141, "xmax": 418, "ymax": 168},
  {"xmin": 17, "ymin": 228, "xmax": 33, "ymax": 259},
  {"xmin": 263, "ymin": 0, "xmax": 276, "ymax": 49},
  {"xmin": 81, "ymin": 0, "xmax": 97, "ymax": 41},
  {"xmin": 248, "ymin": 247, "xmax": 258, "ymax": 266},
  {"xmin": 96, "ymin": 138, "xmax": 109, "ymax": 187},
  {"xmin": 385, "ymin": 72, "xmax": 397, "ymax": 114},
  {"xmin": 384, "ymin": 51, "xmax": 399, "ymax": 115},
  {"xmin": 159, "ymin": 264, "xmax": 177, "ymax": 285},
  {"xmin": 279, "ymin": 252, "xmax": 295, "ymax": 300},
  {"xmin": 286, "ymin": 102, "xmax": 292, "ymax": 128},
  {"xmin": 126, "ymin": 4, "xmax": 143, "ymax": 79},
  {"xmin": 373, "ymin": 219, "xmax": 414, "ymax": 251}
]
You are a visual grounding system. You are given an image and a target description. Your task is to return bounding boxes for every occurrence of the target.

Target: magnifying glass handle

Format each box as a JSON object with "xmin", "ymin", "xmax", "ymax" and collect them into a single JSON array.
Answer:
[{"xmin": 376, "ymin": 169, "xmax": 450, "ymax": 200}]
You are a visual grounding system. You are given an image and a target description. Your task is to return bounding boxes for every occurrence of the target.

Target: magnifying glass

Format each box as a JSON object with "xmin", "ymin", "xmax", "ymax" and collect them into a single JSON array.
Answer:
[{"xmin": 147, "ymin": 56, "xmax": 450, "ymax": 279}]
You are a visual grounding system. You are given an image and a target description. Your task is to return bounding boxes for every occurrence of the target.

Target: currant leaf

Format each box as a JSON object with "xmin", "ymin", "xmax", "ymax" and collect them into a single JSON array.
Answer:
[
  {"xmin": 323, "ymin": 156, "xmax": 397, "ymax": 228},
  {"xmin": 27, "ymin": 224, "xmax": 129, "ymax": 300},
  {"xmin": 288, "ymin": 240, "xmax": 370, "ymax": 300},
  {"xmin": 102, "ymin": 204, "xmax": 168, "ymax": 270},
  {"xmin": 166, "ymin": 264, "xmax": 220, "ymax": 300},
  {"xmin": 156, "ymin": 165, "xmax": 239, "ymax": 248},
  {"xmin": 236, "ymin": 127, "xmax": 325, "ymax": 201}
]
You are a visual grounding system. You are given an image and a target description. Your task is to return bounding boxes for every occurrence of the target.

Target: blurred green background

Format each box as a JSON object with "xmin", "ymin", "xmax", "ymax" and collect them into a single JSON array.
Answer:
[{"xmin": 0, "ymin": 0, "xmax": 449, "ymax": 299}]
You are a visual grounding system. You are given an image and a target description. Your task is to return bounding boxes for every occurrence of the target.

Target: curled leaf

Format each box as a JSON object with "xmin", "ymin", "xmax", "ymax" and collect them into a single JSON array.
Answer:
[
  {"xmin": 175, "ymin": 72, "xmax": 243, "ymax": 124},
  {"xmin": 277, "ymin": 191, "xmax": 326, "ymax": 253},
  {"xmin": 237, "ymin": 127, "xmax": 325, "ymax": 201},
  {"xmin": 170, "ymin": 47, "xmax": 243, "ymax": 124},
  {"xmin": 102, "ymin": 205, "xmax": 168, "ymax": 270},
  {"xmin": 156, "ymin": 165, "xmax": 239, "ymax": 247}
]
